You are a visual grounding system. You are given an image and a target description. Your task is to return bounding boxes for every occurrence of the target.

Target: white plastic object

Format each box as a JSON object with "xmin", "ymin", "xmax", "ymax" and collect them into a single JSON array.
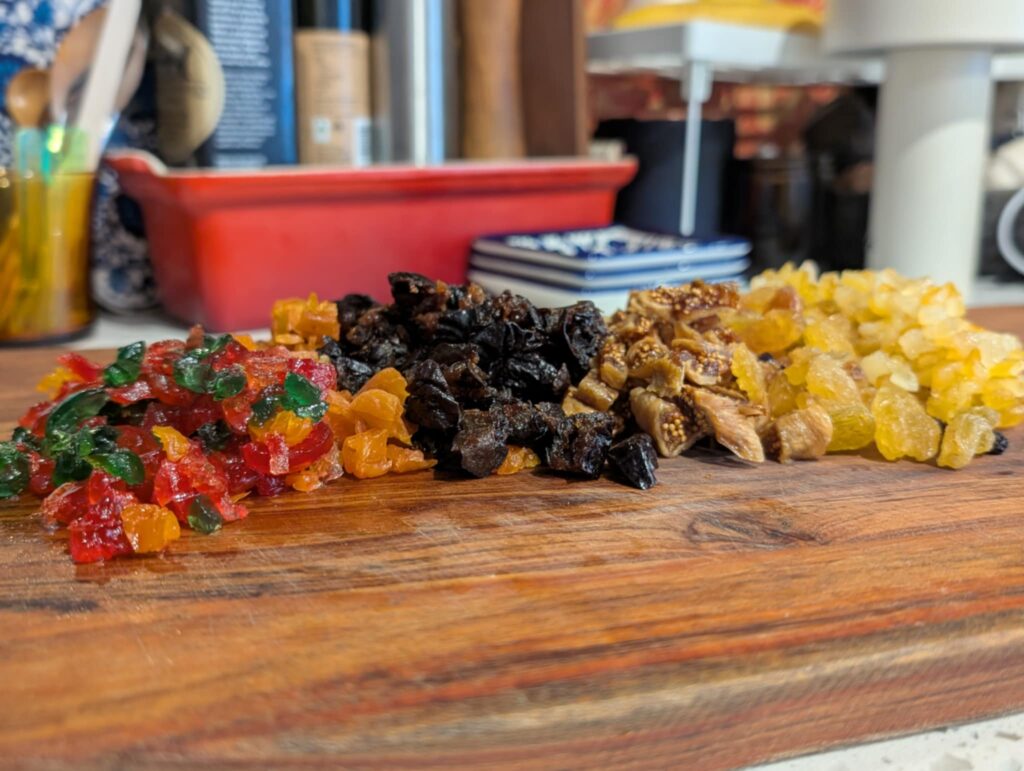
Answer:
[
  {"xmin": 74, "ymin": 0, "xmax": 141, "ymax": 171},
  {"xmin": 868, "ymin": 47, "xmax": 993, "ymax": 293},
  {"xmin": 825, "ymin": 0, "xmax": 1024, "ymax": 297}
]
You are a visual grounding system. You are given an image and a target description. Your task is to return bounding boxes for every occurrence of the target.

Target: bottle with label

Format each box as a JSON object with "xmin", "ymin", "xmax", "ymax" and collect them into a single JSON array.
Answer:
[{"xmin": 294, "ymin": 0, "xmax": 372, "ymax": 166}]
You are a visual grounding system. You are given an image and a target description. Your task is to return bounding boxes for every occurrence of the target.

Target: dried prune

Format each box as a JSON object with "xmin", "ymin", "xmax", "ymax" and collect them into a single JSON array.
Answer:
[
  {"xmin": 552, "ymin": 302, "xmax": 608, "ymax": 381},
  {"xmin": 451, "ymin": 409, "xmax": 510, "ymax": 478},
  {"xmin": 494, "ymin": 398, "xmax": 561, "ymax": 448},
  {"xmin": 546, "ymin": 412, "xmax": 614, "ymax": 478},
  {"xmin": 442, "ymin": 360, "xmax": 493, "ymax": 406},
  {"xmin": 335, "ymin": 294, "xmax": 377, "ymax": 332},
  {"xmin": 405, "ymin": 360, "xmax": 461, "ymax": 431},
  {"xmin": 493, "ymin": 354, "xmax": 570, "ymax": 402},
  {"xmin": 608, "ymin": 434, "xmax": 659, "ymax": 490},
  {"xmin": 319, "ymin": 340, "xmax": 375, "ymax": 393}
]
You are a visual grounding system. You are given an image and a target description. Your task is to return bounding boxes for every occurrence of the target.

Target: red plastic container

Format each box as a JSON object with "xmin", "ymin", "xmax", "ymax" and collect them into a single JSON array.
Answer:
[{"xmin": 109, "ymin": 152, "xmax": 637, "ymax": 330}]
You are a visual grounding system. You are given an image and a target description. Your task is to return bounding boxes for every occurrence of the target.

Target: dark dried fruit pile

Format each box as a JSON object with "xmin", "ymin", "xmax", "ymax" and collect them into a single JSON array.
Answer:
[{"xmin": 319, "ymin": 272, "xmax": 658, "ymax": 488}]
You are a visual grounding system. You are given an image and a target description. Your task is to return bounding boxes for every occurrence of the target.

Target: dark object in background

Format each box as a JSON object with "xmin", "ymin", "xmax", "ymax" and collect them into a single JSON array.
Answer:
[
  {"xmin": 745, "ymin": 155, "xmax": 812, "ymax": 272},
  {"xmin": 980, "ymin": 190, "xmax": 1024, "ymax": 281},
  {"xmin": 803, "ymin": 88, "xmax": 877, "ymax": 272},
  {"xmin": 594, "ymin": 118, "xmax": 735, "ymax": 238},
  {"xmin": 157, "ymin": 0, "xmax": 297, "ymax": 168}
]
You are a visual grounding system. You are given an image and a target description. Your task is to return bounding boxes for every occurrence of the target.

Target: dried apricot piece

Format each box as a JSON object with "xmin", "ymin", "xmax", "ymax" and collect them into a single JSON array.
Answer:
[
  {"xmin": 871, "ymin": 384, "xmax": 940, "ymax": 462},
  {"xmin": 386, "ymin": 445, "xmax": 437, "ymax": 474},
  {"xmin": 349, "ymin": 389, "xmax": 413, "ymax": 444},
  {"xmin": 495, "ymin": 446, "xmax": 541, "ymax": 475},
  {"xmin": 342, "ymin": 429, "xmax": 391, "ymax": 479},
  {"xmin": 360, "ymin": 368, "xmax": 409, "ymax": 402},
  {"xmin": 325, "ymin": 391, "xmax": 367, "ymax": 441}
]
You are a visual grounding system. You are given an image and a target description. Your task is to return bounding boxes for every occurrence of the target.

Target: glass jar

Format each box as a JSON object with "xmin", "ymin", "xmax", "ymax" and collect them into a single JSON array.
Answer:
[{"xmin": 0, "ymin": 166, "xmax": 95, "ymax": 344}]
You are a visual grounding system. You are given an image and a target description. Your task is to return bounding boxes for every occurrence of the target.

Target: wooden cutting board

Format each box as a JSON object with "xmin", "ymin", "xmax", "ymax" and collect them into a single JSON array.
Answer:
[{"xmin": 2, "ymin": 308, "xmax": 1024, "ymax": 770}]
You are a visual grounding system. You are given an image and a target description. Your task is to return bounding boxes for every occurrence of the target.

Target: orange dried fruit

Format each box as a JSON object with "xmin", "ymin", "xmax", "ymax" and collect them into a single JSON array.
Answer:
[
  {"xmin": 349, "ymin": 388, "xmax": 413, "ymax": 444},
  {"xmin": 360, "ymin": 368, "xmax": 409, "ymax": 402},
  {"xmin": 120, "ymin": 503, "xmax": 181, "ymax": 554},
  {"xmin": 342, "ymin": 428, "xmax": 391, "ymax": 479},
  {"xmin": 495, "ymin": 446, "xmax": 541, "ymax": 476},
  {"xmin": 249, "ymin": 410, "xmax": 313, "ymax": 446},
  {"xmin": 386, "ymin": 445, "xmax": 437, "ymax": 474},
  {"xmin": 325, "ymin": 391, "xmax": 367, "ymax": 441}
]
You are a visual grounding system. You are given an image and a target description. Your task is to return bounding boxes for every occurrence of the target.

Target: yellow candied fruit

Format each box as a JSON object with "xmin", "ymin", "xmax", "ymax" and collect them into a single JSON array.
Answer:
[
  {"xmin": 859, "ymin": 350, "xmax": 919, "ymax": 392},
  {"xmin": 937, "ymin": 410, "xmax": 998, "ymax": 470},
  {"xmin": 496, "ymin": 446, "xmax": 541, "ymax": 476},
  {"xmin": 36, "ymin": 365, "xmax": 83, "ymax": 400},
  {"xmin": 151, "ymin": 426, "xmax": 192, "ymax": 462},
  {"xmin": 249, "ymin": 410, "xmax": 313, "ymax": 446},
  {"xmin": 120, "ymin": 504, "xmax": 181, "ymax": 554},
  {"xmin": 871, "ymin": 384, "xmax": 941, "ymax": 462},
  {"xmin": 803, "ymin": 315, "xmax": 855, "ymax": 356},
  {"xmin": 271, "ymin": 293, "xmax": 341, "ymax": 350},
  {"xmin": 926, "ymin": 381, "xmax": 980, "ymax": 424},
  {"xmin": 783, "ymin": 347, "xmax": 819, "ymax": 387},
  {"xmin": 733, "ymin": 308, "xmax": 804, "ymax": 356},
  {"xmin": 805, "ymin": 354, "xmax": 861, "ymax": 406},
  {"xmin": 730, "ymin": 343, "xmax": 767, "ymax": 405}
]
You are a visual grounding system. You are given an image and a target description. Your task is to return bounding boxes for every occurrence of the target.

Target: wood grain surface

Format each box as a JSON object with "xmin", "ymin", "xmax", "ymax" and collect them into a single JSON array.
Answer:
[{"xmin": 2, "ymin": 308, "xmax": 1024, "ymax": 770}]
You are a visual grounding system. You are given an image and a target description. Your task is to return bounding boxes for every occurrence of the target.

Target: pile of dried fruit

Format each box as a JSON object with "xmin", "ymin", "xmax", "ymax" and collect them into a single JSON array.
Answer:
[
  {"xmin": 570, "ymin": 264, "xmax": 1019, "ymax": 469},
  {"xmin": 1, "ymin": 324, "xmax": 433, "ymax": 563},
  {"xmin": 315, "ymin": 273, "xmax": 658, "ymax": 488},
  {"xmin": 2, "ymin": 266, "xmax": 1020, "ymax": 565}
]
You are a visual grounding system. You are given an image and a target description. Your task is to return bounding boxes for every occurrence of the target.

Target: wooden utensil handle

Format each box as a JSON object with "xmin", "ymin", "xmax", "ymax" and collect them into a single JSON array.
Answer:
[{"xmin": 460, "ymin": 0, "xmax": 526, "ymax": 159}]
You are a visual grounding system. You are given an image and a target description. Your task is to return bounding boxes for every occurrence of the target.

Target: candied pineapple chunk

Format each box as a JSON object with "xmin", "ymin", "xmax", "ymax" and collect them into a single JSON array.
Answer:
[
  {"xmin": 872, "ymin": 384, "xmax": 940, "ymax": 462},
  {"xmin": 730, "ymin": 343, "xmax": 767, "ymax": 405},
  {"xmin": 726, "ymin": 262, "xmax": 1023, "ymax": 467},
  {"xmin": 938, "ymin": 410, "xmax": 997, "ymax": 469}
]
